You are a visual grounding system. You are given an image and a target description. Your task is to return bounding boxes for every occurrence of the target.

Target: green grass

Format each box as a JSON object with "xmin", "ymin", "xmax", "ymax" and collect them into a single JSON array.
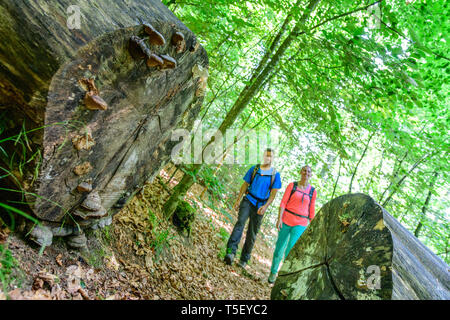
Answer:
[
  {"xmin": 150, "ymin": 228, "xmax": 175, "ymax": 262},
  {"xmin": 0, "ymin": 117, "xmax": 99, "ymax": 296},
  {"xmin": 217, "ymin": 227, "xmax": 229, "ymax": 242},
  {"xmin": 85, "ymin": 247, "xmax": 109, "ymax": 269},
  {"xmin": 101, "ymin": 225, "xmax": 112, "ymax": 244},
  {"xmin": 216, "ymin": 227, "xmax": 232, "ymax": 260},
  {"xmin": 147, "ymin": 208, "xmax": 176, "ymax": 262},
  {"xmin": 147, "ymin": 208, "xmax": 158, "ymax": 228},
  {"xmin": 0, "ymin": 242, "xmax": 19, "ymax": 298}
]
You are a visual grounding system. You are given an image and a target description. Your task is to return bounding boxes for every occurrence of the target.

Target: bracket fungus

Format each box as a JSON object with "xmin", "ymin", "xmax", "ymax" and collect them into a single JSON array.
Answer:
[
  {"xmin": 192, "ymin": 64, "xmax": 209, "ymax": 96},
  {"xmin": 171, "ymin": 31, "xmax": 186, "ymax": 53},
  {"xmin": 72, "ymin": 132, "xmax": 95, "ymax": 151},
  {"xmin": 76, "ymin": 181, "xmax": 93, "ymax": 193},
  {"xmin": 79, "ymin": 78, "xmax": 107, "ymax": 110},
  {"xmin": 146, "ymin": 53, "xmax": 164, "ymax": 67},
  {"xmin": 129, "ymin": 36, "xmax": 164, "ymax": 68},
  {"xmin": 78, "ymin": 78, "xmax": 99, "ymax": 94},
  {"xmin": 81, "ymin": 191, "xmax": 103, "ymax": 212},
  {"xmin": 74, "ymin": 206, "xmax": 107, "ymax": 220},
  {"xmin": 160, "ymin": 54, "xmax": 177, "ymax": 69},
  {"xmin": 143, "ymin": 23, "xmax": 166, "ymax": 46},
  {"xmin": 84, "ymin": 91, "xmax": 108, "ymax": 110},
  {"xmin": 129, "ymin": 35, "xmax": 153, "ymax": 59},
  {"xmin": 73, "ymin": 162, "xmax": 92, "ymax": 176},
  {"xmin": 76, "ymin": 191, "xmax": 107, "ymax": 220}
]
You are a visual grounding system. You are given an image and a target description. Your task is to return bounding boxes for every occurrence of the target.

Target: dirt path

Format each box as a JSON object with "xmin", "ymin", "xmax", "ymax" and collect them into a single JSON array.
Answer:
[{"xmin": 0, "ymin": 168, "xmax": 274, "ymax": 300}]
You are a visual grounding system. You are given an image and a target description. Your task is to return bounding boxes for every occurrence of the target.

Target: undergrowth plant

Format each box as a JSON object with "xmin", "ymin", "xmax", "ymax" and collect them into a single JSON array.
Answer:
[
  {"xmin": 147, "ymin": 208, "xmax": 175, "ymax": 262},
  {"xmin": 0, "ymin": 117, "xmax": 90, "ymax": 297},
  {"xmin": 0, "ymin": 241, "xmax": 18, "ymax": 298}
]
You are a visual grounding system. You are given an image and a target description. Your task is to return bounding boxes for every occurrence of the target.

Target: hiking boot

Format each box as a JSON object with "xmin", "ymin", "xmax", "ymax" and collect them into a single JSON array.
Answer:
[
  {"xmin": 224, "ymin": 253, "xmax": 235, "ymax": 265},
  {"xmin": 268, "ymin": 272, "xmax": 277, "ymax": 283},
  {"xmin": 237, "ymin": 260, "xmax": 247, "ymax": 269}
]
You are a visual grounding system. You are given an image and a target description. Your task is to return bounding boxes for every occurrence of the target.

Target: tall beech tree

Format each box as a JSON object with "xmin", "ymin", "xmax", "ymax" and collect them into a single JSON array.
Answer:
[{"xmin": 162, "ymin": 0, "xmax": 449, "ymax": 261}]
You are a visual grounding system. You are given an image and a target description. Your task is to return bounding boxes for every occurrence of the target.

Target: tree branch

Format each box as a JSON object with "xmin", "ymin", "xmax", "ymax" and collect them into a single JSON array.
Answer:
[
  {"xmin": 379, "ymin": 19, "xmax": 450, "ymax": 62},
  {"xmin": 295, "ymin": 1, "xmax": 382, "ymax": 36}
]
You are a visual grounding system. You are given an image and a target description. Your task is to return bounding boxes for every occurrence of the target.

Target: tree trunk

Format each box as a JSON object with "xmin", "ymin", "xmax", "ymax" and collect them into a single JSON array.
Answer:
[
  {"xmin": 379, "ymin": 150, "xmax": 408, "ymax": 203},
  {"xmin": 348, "ymin": 131, "xmax": 375, "ymax": 193},
  {"xmin": 0, "ymin": 0, "xmax": 208, "ymax": 231},
  {"xmin": 162, "ymin": 0, "xmax": 321, "ymax": 219},
  {"xmin": 414, "ymin": 171, "xmax": 438, "ymax": 237},
  {"xmin": 330, "ymin": 158, "xmax": 341, "ymax": 200},
  {"xmin": 163, "ymin": 165, "xmax": 199, "ymax": 219},
  {"xmin": 382, "ymin": 152, "xmax": 432, "ymax": 207},
  {"xmin": 271, "ymin": 193, "xmax": 450, "ymax": 300},
  {"xmin": 364, "ymin": 149, "xmax": 385, "ymax": 194},
  {"xmin": 168, "ymin": 165, "xmax": 181, "ymax": 184},
  {"xmin": 215, "ymin": 0, "xmax": 321, "ymax": 136}
]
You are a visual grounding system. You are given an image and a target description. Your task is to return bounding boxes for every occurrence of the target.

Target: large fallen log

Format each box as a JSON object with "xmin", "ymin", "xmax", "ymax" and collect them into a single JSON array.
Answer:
[
  {"xmin": 271, "ymin": 193, "xmax": 450, "ymax": 300},
  {"xmin": 0, "ymin": 0, "xmax": 208, "ymax": 243}
]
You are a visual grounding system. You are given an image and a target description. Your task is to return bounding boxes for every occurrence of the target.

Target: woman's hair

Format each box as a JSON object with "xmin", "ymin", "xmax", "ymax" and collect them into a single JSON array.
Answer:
[{"xmin": 302, "ymin": 165, "xmax": 312, "ymax": 171}]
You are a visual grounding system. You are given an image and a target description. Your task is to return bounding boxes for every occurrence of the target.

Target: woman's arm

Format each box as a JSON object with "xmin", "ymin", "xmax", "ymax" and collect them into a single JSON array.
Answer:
[
  {"xmin": 277, "ymin": 183, "xmax": 293, "ymax": 229},
  {"xmin": 309, "ymin": 189, "xmax": 317, "ymax": 220},
  {"xmin": 280, "ymin": 182, "xmax": 293, "ymax": 210},
  {"xmin": 277, "ymin": 206, "xmax": 285, "ymax": 230}
]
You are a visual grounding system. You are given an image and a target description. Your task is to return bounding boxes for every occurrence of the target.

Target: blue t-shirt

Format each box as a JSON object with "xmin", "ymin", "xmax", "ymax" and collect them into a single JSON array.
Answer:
[{"xmin": 243, "ymin": 165, "xmax": 282, "ymax": 208}]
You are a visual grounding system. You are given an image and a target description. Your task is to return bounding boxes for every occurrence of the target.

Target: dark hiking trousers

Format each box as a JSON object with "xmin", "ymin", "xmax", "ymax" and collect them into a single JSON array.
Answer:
[{"xmin": 226, "ymin": 197, "xmax": 264, "ymax": 263}]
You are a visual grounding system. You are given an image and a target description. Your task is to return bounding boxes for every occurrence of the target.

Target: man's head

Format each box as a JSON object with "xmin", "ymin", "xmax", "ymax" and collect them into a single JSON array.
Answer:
[{"xmin": 262, "ymin": 148, "xmax": 274, "ymax": 166}]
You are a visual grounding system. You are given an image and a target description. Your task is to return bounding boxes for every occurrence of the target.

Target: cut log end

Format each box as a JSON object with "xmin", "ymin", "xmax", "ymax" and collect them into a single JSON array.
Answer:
[
  {"xmin": 271, "ymin": 194, "xmax": 393, "ymax": 300},
  {"xmin": 271, "ymin": 193, "xmax": 450, "ymax": 300},
  {"xmin": 1, "ymin": 0, "xmax": 209, "ymax": 232}
]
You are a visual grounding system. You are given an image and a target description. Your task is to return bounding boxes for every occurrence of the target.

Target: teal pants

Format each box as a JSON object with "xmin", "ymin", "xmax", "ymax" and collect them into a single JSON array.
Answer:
[{"xmin": 270, "ymin": 222, "xmax": 307, "ymax": 274}]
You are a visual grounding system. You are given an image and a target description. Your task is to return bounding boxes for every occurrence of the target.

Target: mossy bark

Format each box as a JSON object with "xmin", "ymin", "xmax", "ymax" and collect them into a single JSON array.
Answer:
[
  {"xmin": 163, "ymin": 164, "xmax": 199, "ymax": 219},
  {"xmin": 172, "ymin": 200, "xmax": 195, "ymax": 237}
]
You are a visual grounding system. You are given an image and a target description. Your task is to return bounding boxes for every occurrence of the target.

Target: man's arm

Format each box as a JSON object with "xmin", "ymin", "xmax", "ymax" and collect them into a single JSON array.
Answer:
[
  {"xmin": 257, "ymin": 188, "xmax": 278, "ymax": 215},
  {"xmin": 233, "ymin": 181, "xmax": 249, "ymax": 211}
]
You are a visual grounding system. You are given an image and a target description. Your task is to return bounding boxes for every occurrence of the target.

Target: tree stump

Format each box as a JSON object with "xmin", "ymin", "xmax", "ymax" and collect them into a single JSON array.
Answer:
[
  {"xmin": 271, "ymin": 193, "xmax": 450, "ymax": 300},
  {"xmin": 0, "ymin": 0, "xmax": 208, "ymax": 241}
]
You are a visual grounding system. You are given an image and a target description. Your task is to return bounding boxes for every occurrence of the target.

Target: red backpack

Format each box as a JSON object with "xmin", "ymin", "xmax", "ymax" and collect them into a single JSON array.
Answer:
[{"xmin": 284, "ymin": 182, "xmax": 315, "ymax": 220}]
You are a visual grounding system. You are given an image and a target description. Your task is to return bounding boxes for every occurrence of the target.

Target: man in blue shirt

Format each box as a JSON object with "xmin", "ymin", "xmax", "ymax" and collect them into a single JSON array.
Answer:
[{"xmin": 224, "ymin": 148, "xmax": 282, "ymax": 268}]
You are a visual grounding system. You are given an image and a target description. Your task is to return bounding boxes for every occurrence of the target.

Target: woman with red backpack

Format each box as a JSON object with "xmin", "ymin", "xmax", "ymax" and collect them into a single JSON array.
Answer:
[{"xmin": 268, "ymin": 165, "xmax": 317, "ymax": 283}]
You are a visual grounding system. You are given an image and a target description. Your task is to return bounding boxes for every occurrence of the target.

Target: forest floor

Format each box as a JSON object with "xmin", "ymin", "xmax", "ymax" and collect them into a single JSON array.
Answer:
[{"xmin": 0, "ymin": 165, "xmax": 275, "ymax": 300}]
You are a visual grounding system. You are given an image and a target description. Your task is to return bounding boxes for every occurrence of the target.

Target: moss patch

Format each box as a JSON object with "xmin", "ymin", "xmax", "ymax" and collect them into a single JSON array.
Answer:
[{"xmin": 172, "ymin": 200, "xmax": 196, "ymax": 237}]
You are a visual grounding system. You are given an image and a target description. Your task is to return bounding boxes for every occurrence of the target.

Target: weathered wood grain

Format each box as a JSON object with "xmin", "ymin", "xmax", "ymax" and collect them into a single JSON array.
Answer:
[{"xmin": 383, "ymin": 211, "xmax": 450, "ymax": 300}]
